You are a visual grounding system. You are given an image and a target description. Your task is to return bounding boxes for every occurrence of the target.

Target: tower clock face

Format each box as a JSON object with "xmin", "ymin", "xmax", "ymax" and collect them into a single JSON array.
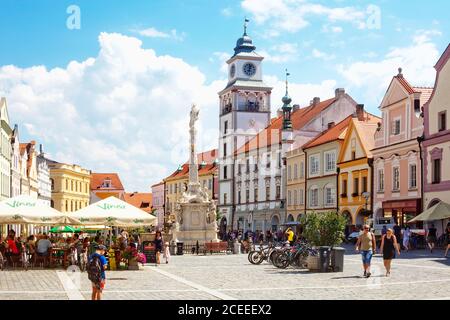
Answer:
[
  {"xmin": 243, "ymin": 63, "xmax": 256, "ymax": 77},
  {"xmin": 230, "ymin": 64, "xmax": 236, "ymax": 78}
]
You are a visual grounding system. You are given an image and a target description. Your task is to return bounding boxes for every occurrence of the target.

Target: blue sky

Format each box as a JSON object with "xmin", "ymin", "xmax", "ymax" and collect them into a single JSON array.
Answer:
[{"xmin": 0, "ymin": 0, "xmax": 448, "ymax": 191}]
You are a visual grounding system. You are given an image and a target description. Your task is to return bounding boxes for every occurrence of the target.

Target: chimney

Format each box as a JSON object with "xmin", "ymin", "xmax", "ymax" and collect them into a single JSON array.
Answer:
[
  {"xmin": 356, "ymin": 104, "xmax": 365, "ymax": 121},
  {"xmin": 313, "ymin": 97, "xmax": 320, "ymax": 106},
  {"xmin": 277, "ymin": 108, "xmax": 283, "ymax": 118},
  {"xmin": 293, "ymin": 104, "xmax": 300, "ymax": 112},
  {"xmin": 335, "ymin": 88, "xmax": 345, "ymax": 99},
  {"xmin": 327, "ymin": 122, "xmax": 335, "ymax": 130}
]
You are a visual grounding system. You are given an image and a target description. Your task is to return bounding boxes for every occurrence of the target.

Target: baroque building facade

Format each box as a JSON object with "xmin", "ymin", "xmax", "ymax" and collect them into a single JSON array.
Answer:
[
  {"xmin": 372, "ymin": 69, "xmax": 433, "ymax": 226},
  {"xmin": 421, "ymin": 44, "xmax": 450, "ymax": 233}
]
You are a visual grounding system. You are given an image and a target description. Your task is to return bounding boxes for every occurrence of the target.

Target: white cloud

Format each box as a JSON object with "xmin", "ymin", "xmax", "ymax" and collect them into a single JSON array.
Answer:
[
  {"xmin": 264, "ymin": 75, "xmax": 337, "ymax": 110},
  {"xmin": 241, "ymin": 0, "xmax": 367, "ymax": 36},
  {"xmin": 221, "ymin": 8, "xmax": 233, "ymax": 17},
  {"xmin": 337, "ymin": 30, "xmax": 441, "ymax": 105},
  {"xmin": 134, "ymin": 27, "xmax": 186, "ymax": 41},
  {"xmin": 312, "ymin": 49, "xmax": 335, "ymax": 61},
  {"xmin": 0, "ymin": 32, "xmax": 223, "ymax": 191}
]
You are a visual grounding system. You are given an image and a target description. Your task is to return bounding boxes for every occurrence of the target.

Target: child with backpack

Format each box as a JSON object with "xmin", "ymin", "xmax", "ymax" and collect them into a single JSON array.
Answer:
[{"xmin": 87, "ymin": 244, "xmax": 108, "ymax": 300}]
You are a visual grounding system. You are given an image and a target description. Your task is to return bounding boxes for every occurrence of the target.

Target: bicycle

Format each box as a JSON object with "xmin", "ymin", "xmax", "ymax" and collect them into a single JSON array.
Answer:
[{"xmin": 273, "ymin": 241, "xmax": 318, "ymax": 269}]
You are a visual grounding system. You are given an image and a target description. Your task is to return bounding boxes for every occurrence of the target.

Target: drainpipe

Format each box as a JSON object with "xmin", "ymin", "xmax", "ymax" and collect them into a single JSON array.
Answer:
[
  {"xmin": 417, "ymin": 135, "xmax": 424, "ymax": 212},
  {"xmin": 336, "ymin": 167, "xmax": 340, "ymax": 214},
  {"xmin": 304, "ymin": 150, "xmax": 308, "ymax": 214},
  {"xmin": 368, "ymin": 158, "xmax": 374, "ymax": 215}
]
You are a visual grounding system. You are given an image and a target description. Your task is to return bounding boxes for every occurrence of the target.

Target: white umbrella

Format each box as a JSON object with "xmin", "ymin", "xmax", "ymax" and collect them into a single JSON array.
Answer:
[
  {"xmin": 0, "ymin": 195, "xmax": 70, "ymax": 225},
  {"xmin": 69, "ymin": 196, "xmax": 156, "ymax": 227}
]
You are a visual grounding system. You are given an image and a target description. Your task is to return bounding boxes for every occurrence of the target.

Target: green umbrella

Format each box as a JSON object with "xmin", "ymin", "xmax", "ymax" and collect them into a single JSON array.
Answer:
[{"xmin": 50, "ymin": 226, "xmax": 81, "ymax": 233}]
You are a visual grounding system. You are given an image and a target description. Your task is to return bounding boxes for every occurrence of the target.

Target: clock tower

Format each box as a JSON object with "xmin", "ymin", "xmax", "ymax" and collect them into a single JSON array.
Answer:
[{"xmin": 218, "ymin": 19, "xmax": 272, "ymax": 231}]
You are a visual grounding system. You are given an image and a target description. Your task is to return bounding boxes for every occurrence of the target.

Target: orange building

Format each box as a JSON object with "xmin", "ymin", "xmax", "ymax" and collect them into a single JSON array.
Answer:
[
  {"xmin": 90, "ymin": 173, "xmax": 125, "ymax": 203},
  {"xmin": 124, "ymin": 192, "xmax": 153, "ymax": 214}
]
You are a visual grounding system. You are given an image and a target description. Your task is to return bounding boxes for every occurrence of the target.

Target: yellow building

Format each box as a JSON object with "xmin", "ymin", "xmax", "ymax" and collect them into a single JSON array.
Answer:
[
  {"xmin": 337, "ymin": 116, "xmax": 379, "ymax": 231},
  {"xmin": 164, "ymin": 150, "xmax": 218, "ymax": 216},
  {"xmin": 47, "ymin": 160, "xmax": 91, "ymax": 213},
  {"xmin": 286, "ymin": 148, "xmax": 306, "ymax": 222}
]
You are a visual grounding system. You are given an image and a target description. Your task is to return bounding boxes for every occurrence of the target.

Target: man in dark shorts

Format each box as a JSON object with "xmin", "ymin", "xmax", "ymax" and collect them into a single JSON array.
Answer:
[{"xmin": 427, "ymin": 224, "xmax": 438, "ymax": 253}]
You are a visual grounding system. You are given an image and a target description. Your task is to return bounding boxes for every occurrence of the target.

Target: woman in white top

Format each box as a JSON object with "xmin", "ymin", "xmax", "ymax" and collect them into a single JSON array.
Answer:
[{"xmin": 402, "ymin": 226, "xmax": 411, "ymax": 252}]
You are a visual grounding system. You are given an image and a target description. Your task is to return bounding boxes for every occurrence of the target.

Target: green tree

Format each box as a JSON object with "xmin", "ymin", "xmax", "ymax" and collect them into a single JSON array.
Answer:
[{"xmin": 300, "ymin": 212, "xmax": 346, "ymax": 247}]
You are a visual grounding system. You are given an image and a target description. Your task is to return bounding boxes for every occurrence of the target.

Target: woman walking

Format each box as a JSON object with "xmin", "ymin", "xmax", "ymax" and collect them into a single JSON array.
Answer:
[
  {"xmin": 154, "ymin": 231, "xmax": 163, "ymax": 265},
  {"xmin": 427, "ymin": 224, "xmax": 438, "ymax": 253},
  {"xmin": 380, "ymin": 228, "xmax": 400, "ymax": 277}
]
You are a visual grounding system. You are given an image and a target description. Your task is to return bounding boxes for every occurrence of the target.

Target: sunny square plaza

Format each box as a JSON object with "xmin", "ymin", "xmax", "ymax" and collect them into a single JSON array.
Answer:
[{"xmin": 0, "ymin": 246, "xmax": 449, "ymax": 300}]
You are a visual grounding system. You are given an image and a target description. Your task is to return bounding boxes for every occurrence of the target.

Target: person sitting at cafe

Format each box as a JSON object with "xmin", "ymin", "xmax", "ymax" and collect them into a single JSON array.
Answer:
[
  {"xmin": 36, "ymin": 234, "xmax": 53, "ymax": 256},
  {"xmin": 5, "ymin": 230, "xmax": 20, "ymax": 258},
  {"xmin": 26, "ymin": 235, "xmax": 36, "ymax": 256}
]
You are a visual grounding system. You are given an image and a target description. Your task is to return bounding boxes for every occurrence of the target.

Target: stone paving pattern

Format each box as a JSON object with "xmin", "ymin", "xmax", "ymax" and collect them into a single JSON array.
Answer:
[{"xmin": 0, "ymin": 245, "xmax": 448, "ymax": 300}]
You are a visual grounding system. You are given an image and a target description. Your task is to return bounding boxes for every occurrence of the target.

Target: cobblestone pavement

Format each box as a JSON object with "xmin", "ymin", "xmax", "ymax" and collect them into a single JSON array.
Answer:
[{"xmin": 0, "ymin": 245, "xmax": 448, "ymax": 300}]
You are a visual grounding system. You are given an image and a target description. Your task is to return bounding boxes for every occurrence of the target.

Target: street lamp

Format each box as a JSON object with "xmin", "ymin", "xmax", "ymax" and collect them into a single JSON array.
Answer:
[{"xmin": 362, "ymin": 191, "xmax": 371, "ymax": 223}]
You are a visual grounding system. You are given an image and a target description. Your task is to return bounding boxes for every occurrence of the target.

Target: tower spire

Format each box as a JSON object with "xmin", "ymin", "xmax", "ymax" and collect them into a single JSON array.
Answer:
[
  {"xmin": 285, "ymin": 68, "xmax": 290, "ymax": 96},
  {"xmin": 244, "ymin": 17, "xmax": 249, "ymax": 36},
  {"xmin": 282, "ymin": 69, "xmax": 293, "ymax": 130}
]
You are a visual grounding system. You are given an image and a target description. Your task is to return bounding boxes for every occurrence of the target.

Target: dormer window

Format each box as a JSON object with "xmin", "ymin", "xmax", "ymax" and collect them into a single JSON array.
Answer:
[{"xmin": 102, "ymin": 179, "xmax": 112, "ymax": 188}]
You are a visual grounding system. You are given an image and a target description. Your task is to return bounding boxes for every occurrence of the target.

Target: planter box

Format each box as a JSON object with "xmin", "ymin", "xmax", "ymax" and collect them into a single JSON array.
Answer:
[
  {"xmin": 127, "ymin": 259, "xmax": 142, "ymax": 270},
  {"xmin": 307, "ymin": 255, "xmax": 320, "ymax": 271}
]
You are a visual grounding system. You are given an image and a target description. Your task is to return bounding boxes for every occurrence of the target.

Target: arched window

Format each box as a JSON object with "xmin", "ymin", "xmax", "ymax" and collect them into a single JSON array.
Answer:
[
  {"xmin": 50, "ymin": 178, "xmax": 55, "ymax": 191},
  {"xmin": 287, "ymin": 214, "xmax": 294, "ymax": 222}
]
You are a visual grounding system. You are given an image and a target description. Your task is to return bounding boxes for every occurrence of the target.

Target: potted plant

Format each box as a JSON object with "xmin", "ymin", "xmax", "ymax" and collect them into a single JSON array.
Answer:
[
  {"xmin": 122, "ymin": 246, "xmax": 146, "ymax": 270},
  {"xmin": 300, "ymin": 212, "xmax": 346, "ymax": 271}
]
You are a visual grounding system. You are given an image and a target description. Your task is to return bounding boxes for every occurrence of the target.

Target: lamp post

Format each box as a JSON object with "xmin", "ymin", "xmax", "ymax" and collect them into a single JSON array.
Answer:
[{"xmin": 362, "ymin": 191, "xmax": 371, "ymax": 224}]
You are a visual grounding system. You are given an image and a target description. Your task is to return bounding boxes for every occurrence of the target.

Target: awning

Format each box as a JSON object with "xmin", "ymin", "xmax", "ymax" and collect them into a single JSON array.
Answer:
[{"xmin": 408, "ymin": 201, "xmax": 450, "ymax": 223}]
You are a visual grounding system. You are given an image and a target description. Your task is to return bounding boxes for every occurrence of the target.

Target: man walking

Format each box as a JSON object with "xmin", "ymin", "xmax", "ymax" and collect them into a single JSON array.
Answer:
[
  {"xmin": 88, "ymin": 244, "xmax": 107, "ymax": 300},
  {"xmin": 355, "ymin": 225, "xmax": 377, "ymax": 278}
]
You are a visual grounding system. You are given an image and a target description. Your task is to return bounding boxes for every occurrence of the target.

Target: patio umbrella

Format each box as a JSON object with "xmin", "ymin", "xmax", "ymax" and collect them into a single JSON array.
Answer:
[
  {"xmin": 0, "ymin": 195, "xmax": 71, "ymax": 225},
  {"xmin": 408, "ymin": 201, "xmax": 450, "ymax": 223},
  {"xmin": 69, "ymin": 196, "xmax": 156, "ymax": 227},
  {"xmin": 49, "ymin": 226, "xmax": 81, "ymax": 233}
]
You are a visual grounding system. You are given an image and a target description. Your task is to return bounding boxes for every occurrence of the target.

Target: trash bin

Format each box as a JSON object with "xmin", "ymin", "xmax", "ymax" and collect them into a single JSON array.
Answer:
[
  {"xmin": 330, "ymin": 247, "xmax": 345, "ymax": 272},
  {"xmin": 233, "ymin": 240, "xmax": 241, "ymax": 254},
  {"xmin": 176, "ymin": 242, "xmax": 184, "ymax": 255},
  {"xmin": 318, "ymin": 246, "xmax": 331, "ymax": 273},
  {"xmin": 169, "ymin": 241, "xmax": 176, "ymax": 256}
]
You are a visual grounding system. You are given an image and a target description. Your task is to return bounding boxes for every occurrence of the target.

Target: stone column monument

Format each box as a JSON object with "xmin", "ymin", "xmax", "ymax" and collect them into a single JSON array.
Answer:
[{"xmin": 171, "ymin": 104, "xmax": 219, "ymax": 244}]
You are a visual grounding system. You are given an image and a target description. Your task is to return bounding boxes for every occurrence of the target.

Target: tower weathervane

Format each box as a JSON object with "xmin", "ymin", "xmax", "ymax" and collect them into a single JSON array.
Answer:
[
  {"xmin": 285, "ymin": 68, "xmax": 290, "ymax": 96},
  {"xmin": 244, "ymin": 17, "xmax": 249, "ymax": 36}
]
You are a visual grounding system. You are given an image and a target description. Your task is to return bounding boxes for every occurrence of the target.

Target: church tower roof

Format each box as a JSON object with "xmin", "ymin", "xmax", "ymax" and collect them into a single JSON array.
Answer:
[{"xmin": 233, "ymin": 18, "xmax": 256, "ymax": 56}]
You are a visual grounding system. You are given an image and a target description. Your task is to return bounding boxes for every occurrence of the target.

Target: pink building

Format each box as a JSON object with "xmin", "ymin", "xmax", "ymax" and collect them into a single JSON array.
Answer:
[
  {"xmin": 372, "ymin": 69, "xmax": 433, "ymax": 226},
  {"xmin": 422, "ymin": 44, "xmax": 450, "ymax": 233},
  {"xmin": 151, "ymin": 181, "xmax": 165, "ymax": 230}
]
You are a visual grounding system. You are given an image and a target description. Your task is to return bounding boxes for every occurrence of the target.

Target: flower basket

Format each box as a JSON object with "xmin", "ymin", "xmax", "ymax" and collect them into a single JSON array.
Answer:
[{"xmin": 306, "ymin": 255, "xmax": 320, "ymax": 271}]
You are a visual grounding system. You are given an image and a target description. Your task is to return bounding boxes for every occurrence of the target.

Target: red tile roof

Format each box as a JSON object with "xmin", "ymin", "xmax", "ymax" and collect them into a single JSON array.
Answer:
[
  {"xmin": 124, "ymin": 192, "xmax": 153, "ymax": 213},
  {"xmin": 90, "ymin": 173, "xmax": 125, "ymax": 191},
  {"xmin": 303, "ymin": 112, "xmax": 380, "ymax": 150},
  {"xmin": 235, "ymin": 98, "xmax": 337, "ymax": 155},
  {"xmin": 395, "ymin": 75, "xmax": 416, "ymax": 94},
  {"xmin": 164, "ymin": 149, "xmax": 218, "ymax": 182}
]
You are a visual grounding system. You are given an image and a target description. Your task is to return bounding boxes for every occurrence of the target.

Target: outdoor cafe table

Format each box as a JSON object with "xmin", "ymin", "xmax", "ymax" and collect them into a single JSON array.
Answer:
[{"xmin": 49, "ymin": 247, "xmax": 70, "ymax": 268}]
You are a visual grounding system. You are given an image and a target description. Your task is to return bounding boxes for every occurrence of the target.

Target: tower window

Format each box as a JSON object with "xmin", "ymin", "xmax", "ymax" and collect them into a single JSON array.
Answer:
[{"xmin": 224, "ymin": 121, "xmax": 228, "ymax": 135}]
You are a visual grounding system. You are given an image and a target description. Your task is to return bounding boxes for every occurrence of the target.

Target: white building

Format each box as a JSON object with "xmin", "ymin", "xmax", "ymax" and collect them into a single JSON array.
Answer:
[
  {"xmin": 217, "ymin": 23, "xmax": 273, "ymax": 232},
  {"xmin": 10, "ymin": 125, "xmax": 22, "ymax": 197},
  {"xmin": 217, "ymin": 24, "xmax": 359, "ymax": 233},
  {"xmin": 37, "ymin": 144, "xmax": 51, "ymax": 207},
  {"xmin": 0, "ymin": 98, "xmax": 12, "ymax": 201}
]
